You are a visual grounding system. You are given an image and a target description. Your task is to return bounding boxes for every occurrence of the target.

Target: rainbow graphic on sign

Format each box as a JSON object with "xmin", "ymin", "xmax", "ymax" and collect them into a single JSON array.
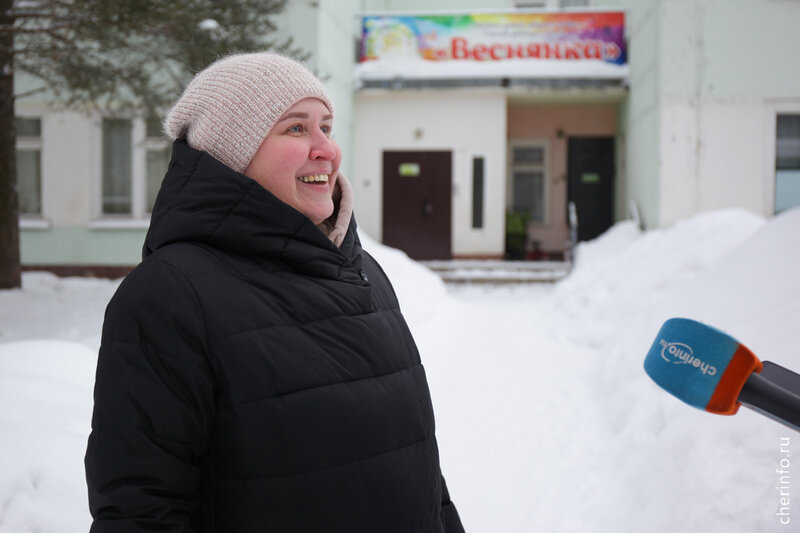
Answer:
[{"xmin": 360, "ymin": 12, "xmax": 626, "ymax": 65}]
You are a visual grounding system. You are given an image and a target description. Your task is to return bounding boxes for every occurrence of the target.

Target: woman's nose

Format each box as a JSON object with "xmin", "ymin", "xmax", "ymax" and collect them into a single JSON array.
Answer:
[{"xmin": 310, "ymin": 131, "xmax": 337, "ymax": 160}]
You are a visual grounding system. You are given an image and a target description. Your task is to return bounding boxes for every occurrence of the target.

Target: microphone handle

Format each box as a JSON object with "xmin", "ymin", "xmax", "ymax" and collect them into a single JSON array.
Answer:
[{"xmin": 739, "ymin": 369, "xmax": 800, "ymax": 433}]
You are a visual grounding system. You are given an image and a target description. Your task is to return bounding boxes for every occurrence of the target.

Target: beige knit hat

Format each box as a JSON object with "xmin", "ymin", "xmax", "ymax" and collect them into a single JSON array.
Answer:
[{"xmin": 164, "ymin": 53, "xmax": 333, "ymax": 173}]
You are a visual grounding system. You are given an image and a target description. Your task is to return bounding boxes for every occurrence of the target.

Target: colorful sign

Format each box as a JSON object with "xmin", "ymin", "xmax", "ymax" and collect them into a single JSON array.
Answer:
[{"xmin": 360, "ymin": 12, "xmax": 626, "ymax": 66}]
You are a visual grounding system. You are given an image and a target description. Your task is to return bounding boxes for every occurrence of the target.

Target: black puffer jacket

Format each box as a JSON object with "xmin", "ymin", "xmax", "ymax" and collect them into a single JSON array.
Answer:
[{"xmin": 85, "ymin": 141, "xmax": 464, "ymax": 533}]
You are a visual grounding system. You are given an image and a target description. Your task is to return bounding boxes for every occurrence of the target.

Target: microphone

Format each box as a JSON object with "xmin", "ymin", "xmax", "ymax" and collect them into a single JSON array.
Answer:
[{"xmin": 644, "ymin": 318, "xmax": 800, "ymax": 432}]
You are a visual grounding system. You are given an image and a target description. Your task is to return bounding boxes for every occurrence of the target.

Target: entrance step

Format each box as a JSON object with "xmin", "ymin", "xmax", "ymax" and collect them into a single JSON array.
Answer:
[{"xmin": 419, "ymin": 260, "xmax": 571, "ymax": 284}]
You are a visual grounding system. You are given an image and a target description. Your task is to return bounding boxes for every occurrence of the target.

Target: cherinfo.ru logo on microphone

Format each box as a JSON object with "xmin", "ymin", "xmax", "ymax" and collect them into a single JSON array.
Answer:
[
  {"xmin": 659, "ymin": 339, "xmax": 718, "ymax": 376},
  {"xmin": 647, "ymin": 318, "xmax": 764, "ymax": 415}
]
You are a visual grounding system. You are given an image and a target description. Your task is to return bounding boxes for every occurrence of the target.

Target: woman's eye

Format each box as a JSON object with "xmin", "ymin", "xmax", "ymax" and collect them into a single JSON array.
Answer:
[
  {"xmin": 288, "ymin": 124, "xmax": 303, "ymax": 133},
  {"xmin": 321, "ymin": 125, "xmax": 332, "ymax": 136}
]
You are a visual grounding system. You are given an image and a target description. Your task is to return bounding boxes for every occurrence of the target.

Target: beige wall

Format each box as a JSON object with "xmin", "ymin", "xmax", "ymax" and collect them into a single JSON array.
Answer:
[
  {"xmin": 506, "ymin": 104, "xmax": 617, "ymax": 252},
  {"xmin": 354, "ymin": 89, "xmax": 508, "ymax": 257},
  {"xmin": 604, "ymin": 0, "xmax": 800, "ymax": 227}
]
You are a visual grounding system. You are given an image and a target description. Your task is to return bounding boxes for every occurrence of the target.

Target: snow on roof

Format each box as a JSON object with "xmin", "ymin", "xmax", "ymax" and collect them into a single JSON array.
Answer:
[{"xmin": 355, "ymin": 56, "xmax": 629, "ymax": 82}]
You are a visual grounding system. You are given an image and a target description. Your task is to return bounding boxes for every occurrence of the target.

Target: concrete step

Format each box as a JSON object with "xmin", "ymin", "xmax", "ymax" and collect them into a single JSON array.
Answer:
[{"xmin": 419, "ymin": 260, "xmax": 572, "ymax": 284}]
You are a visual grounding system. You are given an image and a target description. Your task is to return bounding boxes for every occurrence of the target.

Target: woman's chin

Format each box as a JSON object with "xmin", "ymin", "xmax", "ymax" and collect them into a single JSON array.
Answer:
[{"xmin": 304, "ymin": 204, "xmax": 334, "ymax": 225}]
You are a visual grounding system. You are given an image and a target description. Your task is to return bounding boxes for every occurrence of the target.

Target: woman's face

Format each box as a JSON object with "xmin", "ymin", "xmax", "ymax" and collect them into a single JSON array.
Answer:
[{"xmin": 244, "ymin": 98, "xmax": 341, "ymax": 225}]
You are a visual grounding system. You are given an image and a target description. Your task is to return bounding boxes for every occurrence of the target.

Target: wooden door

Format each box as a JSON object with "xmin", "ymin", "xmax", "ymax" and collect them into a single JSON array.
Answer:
[{"xmin": 382, "ymin": 151, "xmax": 452, "ymax": 260}]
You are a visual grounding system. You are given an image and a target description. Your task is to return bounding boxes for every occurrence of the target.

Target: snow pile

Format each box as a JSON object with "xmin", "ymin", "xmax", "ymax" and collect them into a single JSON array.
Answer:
[
  {"xmin": 415, "ymin": 207, "xmax": 799, "ymax": 533},
  {"xmin": 0, "ymin": 272, "xmax": 118, "ymax": 347},
  {"xmin": 359, "ymin": 230, "xmax": 447, "ymax": 328},
  {"xmin": 533, "ymin": 208, "xmax": 793, "ymax": 532},
  {"xmin": 0, "ymin": 341, "xmax": 97, "ymax": 533},
  {"xmin": 549, "ymin": 209, "xmax": 767, "ymax": 348},
  {"xmin": 198, "ymin": 19, "xmax": 220, "ymax": 31},
  {"xmin": 0, "ymin": 207, "xmax": 798, "ymax": 532}
]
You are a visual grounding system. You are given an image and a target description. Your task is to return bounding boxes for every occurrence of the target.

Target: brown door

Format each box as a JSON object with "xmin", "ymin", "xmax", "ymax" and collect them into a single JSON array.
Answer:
[{"xmin": 382, "ymin": 151, "xmax": 452, "ymax": 260}]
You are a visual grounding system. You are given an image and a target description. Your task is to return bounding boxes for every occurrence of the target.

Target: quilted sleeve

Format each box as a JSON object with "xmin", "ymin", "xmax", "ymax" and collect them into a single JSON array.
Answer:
[
  {"xmin": 85, "ymin": 260, "xmax": 215, "ymax": 533},
  {"xmin": 441, "ymin": 475, "xmax": 465, "ymax": 533}
]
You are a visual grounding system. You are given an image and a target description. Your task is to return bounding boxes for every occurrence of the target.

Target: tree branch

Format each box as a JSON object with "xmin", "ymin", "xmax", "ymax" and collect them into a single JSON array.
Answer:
[
  {"xmin": 14, "ymin": 85, "xmax": 46, "ymax": 99},
  {"xmin": 13, "ymin": 23, "xmax": 73, "ymax": 32}
]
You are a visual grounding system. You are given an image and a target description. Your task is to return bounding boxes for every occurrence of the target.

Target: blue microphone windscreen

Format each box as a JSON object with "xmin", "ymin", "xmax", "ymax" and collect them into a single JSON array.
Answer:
[{"xmin": 644, "ymin": 318, "xmax": 761, "ymax": 414}]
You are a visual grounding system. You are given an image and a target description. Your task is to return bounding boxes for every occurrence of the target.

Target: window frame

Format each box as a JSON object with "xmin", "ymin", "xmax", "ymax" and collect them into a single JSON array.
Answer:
[
  {"xmin": 507, "ymin": 138, "xmax": 550, "ymax": 226},
  {"xmin": 93, "ymin": 115, "xmax": 170, "ymax": 226},
  {"xmin": 775, "ymin": 113, "xmax": 800, "ymax": 214},
  {"xmin": 763, "ymin": 102, "xmax": 800, "ymax": 216},
  {"xmin": 16, "ymin": 116, "xmax": 45, "ymax": 224}
]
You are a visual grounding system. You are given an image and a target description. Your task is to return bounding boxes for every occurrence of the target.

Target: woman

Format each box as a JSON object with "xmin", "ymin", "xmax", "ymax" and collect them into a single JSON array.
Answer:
[{"xmin": 85, "ymin": 53, "xmax": 464, "ymax": 533}]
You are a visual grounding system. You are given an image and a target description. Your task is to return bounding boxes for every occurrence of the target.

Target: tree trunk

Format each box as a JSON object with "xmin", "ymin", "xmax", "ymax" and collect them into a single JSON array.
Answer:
[{"xmin": 0, "ymin": 0, "xmax": 20, "ymax": 289}]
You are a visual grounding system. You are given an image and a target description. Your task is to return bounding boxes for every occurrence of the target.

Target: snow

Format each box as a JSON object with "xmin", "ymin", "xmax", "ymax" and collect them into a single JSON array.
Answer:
[
  {"xmin": 355, "ymin": 56, "xmax": 630, "ymax": 82},
  {"xmin": 197, "ymin": 19, "xmax": 220, "ymax": 31},
  {"xmin": 1, "ymin": 207, "xmax": 799, "ymax": 532},
  {"xmin": 421, "ymin": 259, "xmax": 571, "ymax": 283},
  {"xmin": 0, "ymin": 341, "xmax": 96, "ymax": 533}
]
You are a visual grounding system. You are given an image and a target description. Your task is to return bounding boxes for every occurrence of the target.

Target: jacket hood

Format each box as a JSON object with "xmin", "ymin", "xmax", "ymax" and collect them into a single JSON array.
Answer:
[{"xmin": 143, "ymin": 141, "xmax": 363, "ymax": 281}]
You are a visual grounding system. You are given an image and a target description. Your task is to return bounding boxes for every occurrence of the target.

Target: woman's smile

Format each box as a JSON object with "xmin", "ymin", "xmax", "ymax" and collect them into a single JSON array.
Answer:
[{"xmin": 297, "ymin": 173, "xmax": 330, "ymax": 184}]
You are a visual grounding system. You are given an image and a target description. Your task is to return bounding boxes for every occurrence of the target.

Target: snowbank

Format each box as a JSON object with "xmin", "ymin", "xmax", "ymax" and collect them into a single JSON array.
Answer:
[
  {"xmin": 0, "ymin": 272, "xmax": 119, "ymax": 349},
  {"xmin": 0, "ymin": 341, "xmax": 96, "ymax": 533},
  {"xmin": 534, "ymin": 207, "xmax": 796, "ymax": 533},
  {"xmin": 418, "ymin": 208, "xmax": 799, "ymax": 533},
  {"xmin": 358, "ymin": 229, "xmax": 447, "ymax": 329}
]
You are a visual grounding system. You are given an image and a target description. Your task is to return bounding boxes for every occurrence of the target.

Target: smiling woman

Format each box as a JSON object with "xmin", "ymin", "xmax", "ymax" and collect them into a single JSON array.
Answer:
[{"xmin": 84, "ymin": 52, "xmax": 464, "ymax": 533}]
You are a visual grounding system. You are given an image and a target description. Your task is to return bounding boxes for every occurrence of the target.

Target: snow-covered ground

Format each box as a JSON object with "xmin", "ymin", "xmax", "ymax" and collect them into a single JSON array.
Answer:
[{"xmin": 1, "ymin": 207, "xmax": 798, "ymax": 532}]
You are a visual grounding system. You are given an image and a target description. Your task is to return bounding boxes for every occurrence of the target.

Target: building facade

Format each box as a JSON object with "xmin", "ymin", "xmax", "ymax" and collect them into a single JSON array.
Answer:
[{"xmin": 15, "ymin": 0, "xmax": 800, "ymax": 269}]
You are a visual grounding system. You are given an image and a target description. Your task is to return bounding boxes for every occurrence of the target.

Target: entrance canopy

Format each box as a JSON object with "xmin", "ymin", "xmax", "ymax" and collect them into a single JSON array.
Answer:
[{"xmin": 356, "ymin": 11, "xmax": 628, "ymax": 89}]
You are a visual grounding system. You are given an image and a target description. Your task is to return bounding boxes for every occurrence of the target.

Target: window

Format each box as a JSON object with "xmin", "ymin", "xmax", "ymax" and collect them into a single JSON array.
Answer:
[
  {"xmin": 102, "ymin": 118, "xmax": 132, "ymax": 214},
  {"xmin": 16, "ymin": 117, "xmax": 42, "ymax": 216},
  {"xmin": 776, "ymin": 114, "xmax": 800, "ymax": 214},
  {"xmin": 472, "ymin": 157, "xmax": 485, "ymax": 229},
  {"xmin": 509, "ymin": 142, "xmax": 547, "ymax": 224},
  {"xmin": 101, "ymin": 116, "xmax": 170, "ymax": 218}
]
